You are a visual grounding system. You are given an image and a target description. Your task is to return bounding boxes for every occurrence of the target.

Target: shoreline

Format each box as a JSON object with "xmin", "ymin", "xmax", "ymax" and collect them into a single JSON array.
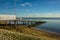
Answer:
[
  {"xmin": 33, "ymin": 27, "xmax": 60, "ymax": 35},
  {"xmin": 0, "ymin": 25, "xmax": 60, "ymax": 40}
]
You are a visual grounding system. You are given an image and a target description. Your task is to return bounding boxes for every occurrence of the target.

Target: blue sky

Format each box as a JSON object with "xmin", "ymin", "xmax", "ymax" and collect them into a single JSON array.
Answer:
[{"xmin": 0, "ymin": 0, "xmax": 60, "ymax": 17}]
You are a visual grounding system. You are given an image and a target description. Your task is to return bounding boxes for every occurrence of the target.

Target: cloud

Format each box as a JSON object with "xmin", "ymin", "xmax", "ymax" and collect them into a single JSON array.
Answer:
[
  {"xmin": 27, "ymin": 13, "xmax": 60, "ymax": 17},
  {"xmin": 27, "ymin": 14, "xmax": 33, "ymax": 17},
  {"xmin": 20, "ymin": 4, "xmax": 25, "ymax": 6},
  {"xmin": 20, "ymin": 2, "xmax": 32, "ymax": 7}
]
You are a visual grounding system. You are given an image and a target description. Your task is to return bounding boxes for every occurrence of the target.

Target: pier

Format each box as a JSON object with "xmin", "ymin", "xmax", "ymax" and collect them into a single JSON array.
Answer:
[{"xmin": 0, "ymin": 20, "xmax": 45, "ymax": 27}]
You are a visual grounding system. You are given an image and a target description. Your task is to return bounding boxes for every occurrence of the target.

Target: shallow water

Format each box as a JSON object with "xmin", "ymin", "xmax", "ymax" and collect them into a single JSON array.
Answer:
[{"xmin": 23, "ymin": 18, "xmax": 60, "ymax": 34}]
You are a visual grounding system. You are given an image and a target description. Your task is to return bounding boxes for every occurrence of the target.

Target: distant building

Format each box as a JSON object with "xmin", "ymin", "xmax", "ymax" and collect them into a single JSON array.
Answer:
[{"xmin": 0, "ymin": 15, "xmax": 16, "ymax": 20}]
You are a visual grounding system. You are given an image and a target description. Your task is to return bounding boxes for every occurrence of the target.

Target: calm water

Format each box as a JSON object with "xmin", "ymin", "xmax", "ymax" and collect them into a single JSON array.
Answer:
[{"xmin": 23, "ymin": 18, "xmax": 60, "ymax": 34}]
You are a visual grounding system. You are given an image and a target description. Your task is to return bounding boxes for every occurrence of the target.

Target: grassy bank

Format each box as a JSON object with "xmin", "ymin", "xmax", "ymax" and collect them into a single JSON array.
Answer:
[
  {"xmin": 16, "ymin": 26, "xmax": 60, "ymax": 40},
  {"xmin": 0, "ymin": 29, "xmax": 40, "ymax": 40},
  {"xmin": 0, "ymin": 25, "xmax": 60, "ymax": 40}
]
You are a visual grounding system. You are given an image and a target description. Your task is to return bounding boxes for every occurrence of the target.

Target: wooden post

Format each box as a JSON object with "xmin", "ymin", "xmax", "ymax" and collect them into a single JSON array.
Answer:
[
  {"xmin": 28, "ymin": 21, "xmax": 30, "ymax": 25},
  {"xmin": 6, "ymin": 21, "xmax": 7, "ymax": 26},
  {"xmin": 17, "ymin": 20, "xmax": 18, "ymax": 26},
  {"xmin": 23, "ymin": 21, "xmax": 25, "ymax": 25},
  {"xmin": 26, "ymin": 21, "xmax": 29, "ymax": 26},
  {"xmin": 23, "ymin": 21, "xmax": 24, "ymax": 25},
  {"xmin": 14, "ymin": 20, "xmax": 16, "ymax": 28},
  {"xmin": 31, "ymin": 22, "xmax": 33, "ymax": 27},
  {"xmin": 9, "ymin": 21, "xmax": 10, "ymax": 25}
]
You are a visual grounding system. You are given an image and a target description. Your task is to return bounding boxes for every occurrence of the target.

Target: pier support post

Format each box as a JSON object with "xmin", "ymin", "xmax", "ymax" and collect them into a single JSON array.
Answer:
[
  {"xmin": 17, "ymin": 20, "xmax": 18, "ymax": 26},
  {"xmin": 14, "ymin": 20, "xmax": 17, "ymax": 28},
  {"xmin": 6, "ymin": 21, "xmax": 7, "ymax": 26}
]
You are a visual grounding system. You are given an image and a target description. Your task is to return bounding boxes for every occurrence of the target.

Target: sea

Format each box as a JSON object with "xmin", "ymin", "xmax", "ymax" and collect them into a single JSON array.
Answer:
[{"xmin": 22, "ymin": 18, "xmax": 60, "ymax": 34}]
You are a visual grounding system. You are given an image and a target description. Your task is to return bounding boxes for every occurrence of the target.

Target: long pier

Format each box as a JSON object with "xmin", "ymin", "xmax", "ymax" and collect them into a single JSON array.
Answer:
[{"xmin": 0, "ymin": 20, "xmax": 46, "ymax": 27}]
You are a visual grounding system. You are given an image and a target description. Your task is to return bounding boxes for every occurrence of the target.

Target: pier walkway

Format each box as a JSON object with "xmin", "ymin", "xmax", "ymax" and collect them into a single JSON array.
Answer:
[{"xmin": 0, "ymin": 20, "xmax": 45, "ymax": 27}]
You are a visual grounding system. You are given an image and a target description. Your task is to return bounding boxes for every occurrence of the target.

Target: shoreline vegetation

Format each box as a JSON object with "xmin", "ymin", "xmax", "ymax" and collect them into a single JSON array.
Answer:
[{"xmin": 0, "ymin": 22, "xmax": 60, "ymax": 40}]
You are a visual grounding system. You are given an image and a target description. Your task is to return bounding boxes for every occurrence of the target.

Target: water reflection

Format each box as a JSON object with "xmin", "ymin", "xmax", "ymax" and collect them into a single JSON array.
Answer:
[
  {"xmin": 23, "ymin": 18, "xmax": 60, "ymax": 34},
  {"xmin": 36, "ymin": 19, "xmax": 60, "ymax": 33}
]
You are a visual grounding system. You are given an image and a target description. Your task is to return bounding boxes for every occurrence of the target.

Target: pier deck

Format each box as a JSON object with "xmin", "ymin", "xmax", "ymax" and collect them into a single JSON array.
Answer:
[{"xmin": 0, "ymin": 20, "xmax": 46, "ymax": 27}]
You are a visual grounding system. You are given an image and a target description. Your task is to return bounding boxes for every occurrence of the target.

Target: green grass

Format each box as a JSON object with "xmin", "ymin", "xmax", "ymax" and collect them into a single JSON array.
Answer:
[
  {"xmin": 0, "ymin": 29, "xmax": 40, "ymax": 40},
  {"xmin": 0, "ymin": 25, "xmax": 60, "ymax": 40}
]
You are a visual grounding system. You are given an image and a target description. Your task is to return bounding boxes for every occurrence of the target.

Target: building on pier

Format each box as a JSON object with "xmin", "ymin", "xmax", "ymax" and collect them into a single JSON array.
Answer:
[{"xmin": 0, "ymin": 15, "xmax": 16, "ymax": 20}]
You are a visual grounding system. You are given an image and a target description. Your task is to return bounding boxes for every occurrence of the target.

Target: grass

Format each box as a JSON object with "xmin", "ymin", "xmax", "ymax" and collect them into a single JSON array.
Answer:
[
  {"xmin": 0, "ymin": 29, "xmax": 40, "ymax": 40},
  {"xmin": 0, "ymin": 25, "xmax": 60, "ymax": 40}
]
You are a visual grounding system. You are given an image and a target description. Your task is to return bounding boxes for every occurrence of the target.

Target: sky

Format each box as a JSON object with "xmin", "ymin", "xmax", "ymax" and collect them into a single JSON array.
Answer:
[{"xmin": 0, "ymin": 0, "xmax": 60, "ymax": 17}]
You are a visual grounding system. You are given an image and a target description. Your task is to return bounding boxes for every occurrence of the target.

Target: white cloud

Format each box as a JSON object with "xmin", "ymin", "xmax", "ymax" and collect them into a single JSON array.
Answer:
[
  {"xmin": 27, "ymin": 13, "xmax": 60, "ymax": 17},
  {"xmin": 27, "ymin": 14, "xmax": 33, "ymax": 17},
  {"xmin": 20, "ymin": 2, "xmax": 32, "ymax": 7},
  {"xmin": 20, "ymin": 4, "xmax": 25, "ymax": 6}
]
